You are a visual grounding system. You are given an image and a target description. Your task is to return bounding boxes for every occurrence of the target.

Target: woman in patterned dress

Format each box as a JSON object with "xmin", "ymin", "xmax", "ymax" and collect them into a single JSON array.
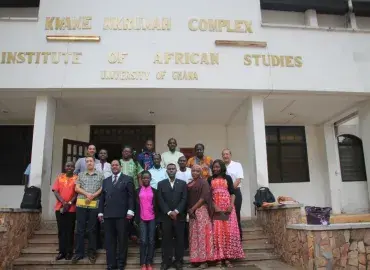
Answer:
[
  {"xmin": 187, "ymin": 164, "xmax": 215, "ymax": 268},
  {"xmin": 208, "ymin": 160, "xmax": 245, "ymax": 268}
]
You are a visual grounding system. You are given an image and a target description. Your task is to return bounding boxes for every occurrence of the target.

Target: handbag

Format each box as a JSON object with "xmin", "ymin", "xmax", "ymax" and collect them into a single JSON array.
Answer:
[{"xmin": 213, "ymin": 212, "xmax": 229, "ymax": 221}]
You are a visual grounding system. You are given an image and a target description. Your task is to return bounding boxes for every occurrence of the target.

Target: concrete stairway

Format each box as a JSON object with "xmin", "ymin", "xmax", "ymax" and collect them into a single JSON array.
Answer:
[{"xmin": 12, "ymin": 225, "xmax": 279, "ymax": 270}]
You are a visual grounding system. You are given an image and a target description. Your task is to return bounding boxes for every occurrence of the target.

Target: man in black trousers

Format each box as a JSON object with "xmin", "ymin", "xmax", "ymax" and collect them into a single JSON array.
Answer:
[
  {"xmin": 98, "ymin": 160, "xmax": 135, "ymax": 270},
  {"xmin": 157, "ymin": 163, "xmax": 187, "ymax": 270}
]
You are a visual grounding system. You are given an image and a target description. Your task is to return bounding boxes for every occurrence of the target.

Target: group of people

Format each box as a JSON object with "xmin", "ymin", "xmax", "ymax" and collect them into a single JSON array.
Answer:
[{"xmin": 51, "ymin": 138, "xmax": 245, "ymax": 270}]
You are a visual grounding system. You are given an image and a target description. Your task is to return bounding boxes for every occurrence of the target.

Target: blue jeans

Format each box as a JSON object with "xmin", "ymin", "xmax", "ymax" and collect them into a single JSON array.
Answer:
[{"xmin": 140, "ymin": 219, "xmax": 156, "ymax": 265}]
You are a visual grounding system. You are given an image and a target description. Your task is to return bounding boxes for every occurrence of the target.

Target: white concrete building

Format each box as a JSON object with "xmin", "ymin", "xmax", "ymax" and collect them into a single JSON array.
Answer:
[{"xmin": 1, "ymin": 0, "xmax": 370, "ymax": 220}]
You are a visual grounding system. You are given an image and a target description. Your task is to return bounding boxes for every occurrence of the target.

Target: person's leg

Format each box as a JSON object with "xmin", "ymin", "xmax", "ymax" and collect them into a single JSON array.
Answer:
[
  {"xmin": 55, "ymin": 211, "xmax": 66, "ymax": 258},
  {"xmin": 116, "ymin": 218, "xmax": 129, "ymax": 270},
  {"xmin": 174, "ymin": 220, "xmax": 185, "ymax": 266},
  {"xmin": 139, "ymin": 220, "xmax": 148, "ymax": 266},
  {"xmin": 65, "ymin": 212, "xmax": 76, "ymax": 256},
  {"xmin": 146, "ymin": 219, "xmax": 156, "ymax": 266},
  {"xmin": 104, "ymin": 218, "xmax": 118, "ymax": 269},
  {"xmin": 74, "ymin": 207, "xmax": 87, "ymax": 258},
  {"xmin": 234, "ymin": 188, "xmax": 243, "ymax": 239},
  {"xmin": 161, "ymin": 219, "xmax": 174, "ymax": 267},
  {"xmin": 86, "ymin": 208, "xmax": 98, "ymax": 259},
  {"xmin": 184, "ymin": 221, "xmax": 189, "ymax": 251}
]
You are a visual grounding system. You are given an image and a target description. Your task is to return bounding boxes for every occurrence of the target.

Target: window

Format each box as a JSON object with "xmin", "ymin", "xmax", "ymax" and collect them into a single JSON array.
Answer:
[
  {"xmin": 260, "ymin": 0, "xmax": 348, "ymax": 15},
  {"xmin": 266, "ymin": 126, "xmax": 310, "ymax": 183},
  {"xmin": 0, "ymin": 125, "xmax": 33, "ymax": 185},
  {"xmin": 0, "ymin": 0, "xmax": 39, "ymax": 20},
  {"xmin": 337, "ymin": 134, "xmax": 367, "ymax": 182},
  {"xmin": 0, "ymin": 0, "xmax": 40, "ymax": 8}
]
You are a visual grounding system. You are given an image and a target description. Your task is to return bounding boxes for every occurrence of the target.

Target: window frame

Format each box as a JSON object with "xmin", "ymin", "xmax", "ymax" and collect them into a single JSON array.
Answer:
[{"xmin": 266, "ymin": 126, "xmax": 310, "ymax": 183}]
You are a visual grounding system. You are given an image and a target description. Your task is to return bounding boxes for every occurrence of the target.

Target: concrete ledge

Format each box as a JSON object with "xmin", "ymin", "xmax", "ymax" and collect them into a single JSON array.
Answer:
[
  {"xmin": 0, "ymin": 208, "xmax": 41, "ymax": 213},
  {"xmin": 0, "ymin": 225, "xmax": 6, "ymax": 232},
  {"xmin": 287, "ymin": 222, "xmax": 370, "ymax": 231},
  {"xmin": 257, "ymin": 203, "xmax": 303, "ymax": 211}
]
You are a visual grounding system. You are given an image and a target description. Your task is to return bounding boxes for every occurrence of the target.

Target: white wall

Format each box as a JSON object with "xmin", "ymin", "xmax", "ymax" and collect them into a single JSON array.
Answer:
[
  {"xmin": 0, "ymin": 186, "xmax": 25, "ymax": 208},
  {"xmin": 0, "ymin": 0, "xmax": 370, "ymax": 92}
]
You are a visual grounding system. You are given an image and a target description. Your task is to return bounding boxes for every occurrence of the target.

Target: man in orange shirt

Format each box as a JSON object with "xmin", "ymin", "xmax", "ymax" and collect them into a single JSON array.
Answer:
[{"xmin": 52, "ymin": 161, "xmax": 78, "ymax": 261}]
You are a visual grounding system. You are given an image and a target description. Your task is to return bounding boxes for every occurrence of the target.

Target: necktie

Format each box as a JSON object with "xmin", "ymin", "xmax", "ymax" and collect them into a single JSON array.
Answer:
[{"xmin": 113, "ymin": 175, "xmax": 118, "ymax": 185}]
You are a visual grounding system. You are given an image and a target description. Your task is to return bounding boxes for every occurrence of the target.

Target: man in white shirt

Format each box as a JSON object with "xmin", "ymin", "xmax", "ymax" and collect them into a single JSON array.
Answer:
[
  {"xmin": 222, "ymin": 148, "xmax": 244, "ymax": 240},
  {"xmin": 175, "ymin": 156, "xmax": 192, "ymax": 183},
  {"xmin": 161, "ymin": 138, "xmax": 184, "ymax": 170},
  {"xmin": 95, "ymin": 149, "xmax": 112, "ymax": 179},
  {"xmin": 149, "ymin": 153, "xmax": 168, "ymax": 189}
]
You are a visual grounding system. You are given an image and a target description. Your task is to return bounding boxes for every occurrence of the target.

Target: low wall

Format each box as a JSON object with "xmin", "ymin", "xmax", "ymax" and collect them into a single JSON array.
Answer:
[
  {"xmin": 0, "ymin": 208, "xmax": 41, "ymax": 270},
  {"xmin": 256, "ymin": 204, "xmax": 303, "ymax": 265},
  {"xmin": 287, "ymin": 223, "xmax": 370, "ymax": 270},
  {"xmin": 257, "ymin": 205, "xmax": 370, "ymax": 269}
]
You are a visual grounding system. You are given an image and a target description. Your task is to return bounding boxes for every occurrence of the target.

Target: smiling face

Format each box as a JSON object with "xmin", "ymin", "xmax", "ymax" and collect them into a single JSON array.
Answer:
[
  {"xmin": 191, "ymin": 165, "xmax": 201, "ymax": 180},
  {"xmin": 212, "ymin": 161, "xmax": 221, "ymax": 175},
  {"xmin": 87, "ymin": 145, "xmax": 96, "ymax": 157},
  {"xmin": 111, "ymin": 160, "xmax": 121, "ymax": 174},
  {"xmin": 99, "ymin": 149, "xmax": 108, "ymax": 161},
  {"xmin": 64, "ymin": 161, "xmax": 75, "ymax": 174},
  {"xmin": 222, "ymin": 149, "xmax": 231, "ymax": 164}
]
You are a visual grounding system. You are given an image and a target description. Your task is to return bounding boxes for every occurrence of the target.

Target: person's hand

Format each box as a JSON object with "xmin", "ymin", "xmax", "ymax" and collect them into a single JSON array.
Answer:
[
  {"xmin": 187, "ymin": 208, "xmax": 195, "ymax": 215},
  {"xmin": 86, "ymin": 193, "xmax": 94, "ymax": 201},
  {"xmin": 61, "ymin": 200, "xmax": 67, "ymax": 206},
  {"xmin": 225, "ymin": 205, "xmax": 233, "ymax": 214},
  {"xmin": 126, "ymin": 214, "xmax": 133, "ymax": 220},
  {"xmin": 214, "ymin": 205, "xmax": 222, "ymax": 212},
  {"xmin": 169, "ymin": 211, "xmax": 177, "ymax": 220},
  {"xmin": 63, "ymin": 204, "xmax": 70, "ymax": 212}
]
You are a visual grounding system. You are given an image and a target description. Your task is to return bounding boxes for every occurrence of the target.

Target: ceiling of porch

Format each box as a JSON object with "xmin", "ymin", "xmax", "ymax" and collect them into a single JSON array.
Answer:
[{"xmin": 0, "ymin": 89, "xmax": 367, "ymax": 125}]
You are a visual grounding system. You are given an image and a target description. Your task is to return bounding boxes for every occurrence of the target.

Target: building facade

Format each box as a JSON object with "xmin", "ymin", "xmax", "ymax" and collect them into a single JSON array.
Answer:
[{"xmin": 1, "ymin": 0, "xmax": 370, "ymax": 219}]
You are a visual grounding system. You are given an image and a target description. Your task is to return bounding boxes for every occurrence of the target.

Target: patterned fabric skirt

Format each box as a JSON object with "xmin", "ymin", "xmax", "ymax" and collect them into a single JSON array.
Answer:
[
  {"xmin": 212, "ymin": 187, "xmax": 245, "ymax": 260},
  {"xmin": 189, "ymin": 205, "xmax": 215, "ymax": 263}
]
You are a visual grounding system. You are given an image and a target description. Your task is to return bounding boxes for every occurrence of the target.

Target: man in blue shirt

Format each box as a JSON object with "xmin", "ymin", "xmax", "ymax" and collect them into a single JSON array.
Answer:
[
  {"xmin": 24, "ymin": 163, "xmax": 31, "ymax": 189},
  {"xmin": 148, "ymin": 154, "xmax": 167, "ymax": 189},
  {"xmin": 137, "ymin": 139, "xmax": 155, "ymax": 170}
]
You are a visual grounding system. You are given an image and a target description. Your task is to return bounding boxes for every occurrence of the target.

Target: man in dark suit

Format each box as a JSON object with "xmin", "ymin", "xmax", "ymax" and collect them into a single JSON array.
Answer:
[
  {"xmin": 157, "ymin": 163, "xmax": 188, "ymax": 270},
  {"xmin": 98, "ymin": 160, "xmax": 135, "ymax": 270}
]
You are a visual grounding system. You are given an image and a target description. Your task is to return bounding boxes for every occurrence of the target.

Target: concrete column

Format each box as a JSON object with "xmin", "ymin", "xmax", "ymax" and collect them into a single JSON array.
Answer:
[
  {"xmin": 305, "ymin": 9, "xmax": 318, "ymax": 27},
  {"xmin": 359, "ymin": 102, "xmax": 370, "ymax": 208},
  {"xmin": 244, "ymin": 96, "xmax": 269, "ymax": 216},
  {"xmin": 323, "ymin": 124, "xmax": 342, "ymax": 214},
  {"xmin": 29, "ymin": 96, "xmax": 56, "ymax": 218}
]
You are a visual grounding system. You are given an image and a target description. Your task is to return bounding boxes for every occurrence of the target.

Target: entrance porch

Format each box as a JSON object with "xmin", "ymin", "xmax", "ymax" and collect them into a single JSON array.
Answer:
[{"xmin": 0, "ymin": 88, "xmax": 369, "ymax": 220}]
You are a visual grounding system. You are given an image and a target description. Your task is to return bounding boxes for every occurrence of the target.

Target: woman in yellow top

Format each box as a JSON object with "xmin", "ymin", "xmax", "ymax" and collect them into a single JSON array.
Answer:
[{"xmin": 187, "ymin": 143, "xmax": 213, "ymax": 180}]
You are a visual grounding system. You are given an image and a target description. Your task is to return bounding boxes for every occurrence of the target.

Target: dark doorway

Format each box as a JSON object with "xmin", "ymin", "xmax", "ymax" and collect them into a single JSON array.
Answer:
[
  {"xmin": 90, "ymin": 126, "xmax": 155, "ymax": 162},
  {"xmin": 337, "ymin": 134, "xmax": 367, "ymax": 182},
  {"xmin": 0, "ymin": 125, "xmax": 33, "ymax": 185}
]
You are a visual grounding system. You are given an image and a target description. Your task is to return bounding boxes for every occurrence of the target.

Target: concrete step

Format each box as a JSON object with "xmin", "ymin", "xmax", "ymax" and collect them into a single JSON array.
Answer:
[
  {"xmin": 22, "ymin": 242, "xmax": 273, "ymax": 255},
  {"xmin": 28, "ymin": 233, "xmax": 267, "ymax": 245},
  {"xmin": 33, "ymin": 227, "xmax": 263, "ymax": 236},
  {"xmin": 13, "ymin": 252, "xmax": 278, "ymax": 266}
]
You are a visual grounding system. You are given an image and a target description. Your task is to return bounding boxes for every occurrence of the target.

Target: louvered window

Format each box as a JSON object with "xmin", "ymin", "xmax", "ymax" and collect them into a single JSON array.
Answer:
[
  {"xmin": 338, "ymin": 134, "xmax": 367, "ymax": 182},
  {"xmin": 266, "ymin": 126, "xmax": 310, "ymax": 183}
]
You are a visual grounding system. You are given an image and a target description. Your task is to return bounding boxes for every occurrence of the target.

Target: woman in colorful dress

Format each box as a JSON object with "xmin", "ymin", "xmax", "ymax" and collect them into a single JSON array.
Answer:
[
  {"xmin": 208, "ymin": 159, "xmax": 244, "ymax": 268},
  {"xmin": 187, "ymin": 143, "xmax": 213, "ymax": 180},
  {"xmin": 187, "ymin": 164, "xmax": 215, "ymax": 269}
]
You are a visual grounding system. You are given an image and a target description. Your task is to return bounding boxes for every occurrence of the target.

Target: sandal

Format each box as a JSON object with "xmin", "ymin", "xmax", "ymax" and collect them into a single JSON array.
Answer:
[
  {"xmin": 215, "ymin": 261, "xmax": 223, "ymax": 268},
  {"xmin": 224, "ymin": 260, "xmax": 233, "ymax": 268}
]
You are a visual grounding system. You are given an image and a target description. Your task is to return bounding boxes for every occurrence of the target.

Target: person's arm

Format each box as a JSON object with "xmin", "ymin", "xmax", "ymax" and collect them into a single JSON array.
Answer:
[
  {"xmin": 74, "ymin": 158, "xmax": 81, "ymax": 174},
  {"xmin": 157, "ymin": 181, "xmax": 171, "ymax": 215},
  {"xmin": 126, "ymin": 177, "xmax": 135, "ymax": 217},
  {"xmin": 174, "ymin": 181, "xmax": 188, "ymax": 214},
  {"xmin": 136, "ymin": 163, "xmax": 144, "ymax": 187},
  {"xmin": 98, "ymin": 179, "xmax": 105, "ymax": 219},
  {"xmin": 75, "ymin": 174, "xmax": 93, "ymax": 199},
  {"xmin": 226, "ymin": 175, "xmax": 235, "ymax": 211},
  {"xmin": 234, "ymin": 162, "xmax": 244, "ymax": 188},
  {"xmin": 52, "ymin": 176, "xmax": 66, "ymax": 205},
  {"xmin": 186, "ymin": 158, "xmax": 192, "ymax": 168},
  {"xmin": 189, "ymin": 181, "xmax": 210, "ymax": 212},
  {"xmin": 24, "ymin": 164, "xmax": 31, "ymax": 189}
]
